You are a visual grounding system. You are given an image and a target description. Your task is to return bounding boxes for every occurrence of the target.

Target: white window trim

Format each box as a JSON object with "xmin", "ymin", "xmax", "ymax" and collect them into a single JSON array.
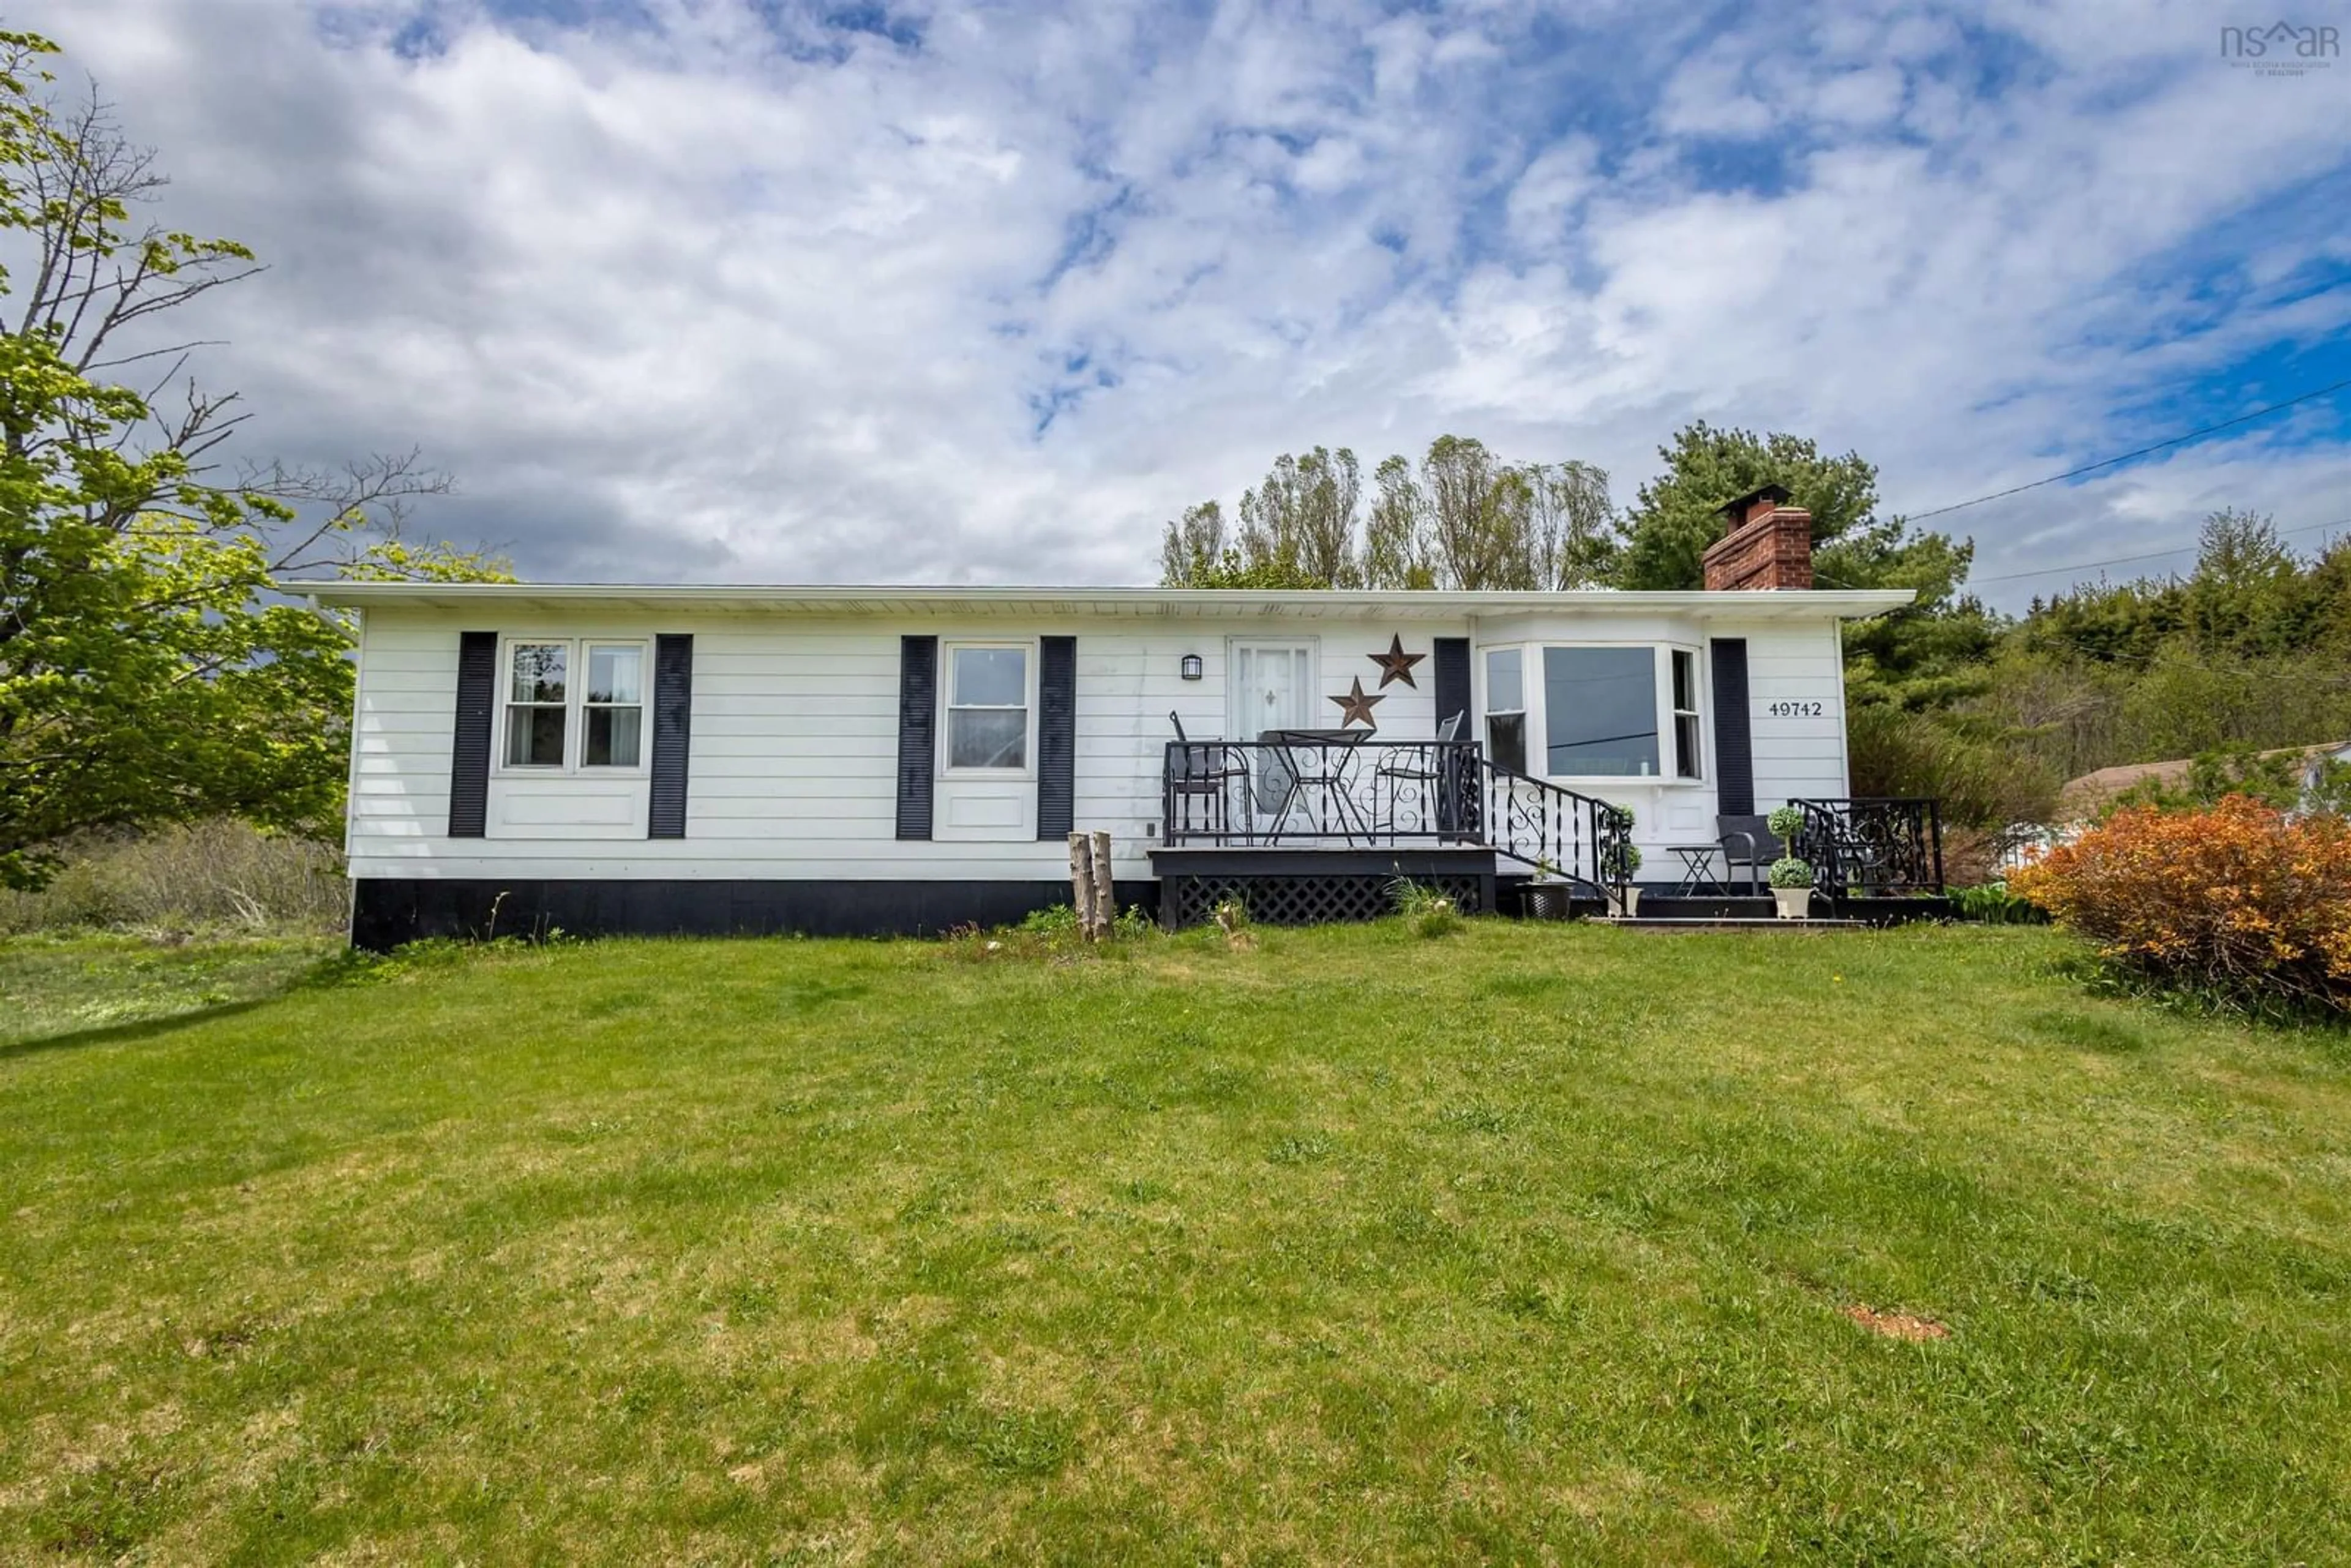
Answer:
[
  {"xmin": 940, "ymin": 639, "xmax": 1038, "ymax": 779},
  {"xmin": 1482, "ymin": 640, "xmax": 1708, "ymax": 789},
  {"xmin": 492, "ymin": 635, "xmax": 652, "ymax": 777}
]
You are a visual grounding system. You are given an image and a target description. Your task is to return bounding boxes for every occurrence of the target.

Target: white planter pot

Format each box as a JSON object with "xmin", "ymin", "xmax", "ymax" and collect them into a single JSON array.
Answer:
[
  {"xmin": 1606, "ymin": 887, "xmax": 1642, "ymax": 919},
  {"xmin": 1772, "ymin": 887, "xmax": 1813, "ymax": 920}
]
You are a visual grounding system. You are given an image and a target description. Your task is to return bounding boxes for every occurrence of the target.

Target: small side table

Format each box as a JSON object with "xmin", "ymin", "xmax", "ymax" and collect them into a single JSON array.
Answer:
[{"xmin": 1665, "ymin": 845, "xmax": 1723, "ymax": 896}]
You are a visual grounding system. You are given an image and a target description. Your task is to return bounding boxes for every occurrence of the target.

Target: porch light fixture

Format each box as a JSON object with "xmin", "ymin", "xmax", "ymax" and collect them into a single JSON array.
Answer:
[{"xmin": 1180, "ymin": 653, "xmax": 1204, "ymax": 681}]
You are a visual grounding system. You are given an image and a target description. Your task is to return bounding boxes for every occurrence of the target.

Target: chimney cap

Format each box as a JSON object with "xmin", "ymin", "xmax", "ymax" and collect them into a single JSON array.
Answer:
[{"xmin": 1717, "ymin": 482, "xmax": 1793, "ymax": 519}]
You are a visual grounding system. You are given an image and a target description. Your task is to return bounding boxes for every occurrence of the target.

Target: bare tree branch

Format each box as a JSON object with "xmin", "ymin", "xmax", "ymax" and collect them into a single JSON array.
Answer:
[{"xmin": 236, "ymin": 451, "xmax": 460, "ymax": 572}]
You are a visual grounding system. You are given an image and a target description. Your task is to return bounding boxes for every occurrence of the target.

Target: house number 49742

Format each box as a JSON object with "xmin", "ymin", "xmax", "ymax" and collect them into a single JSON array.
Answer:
[{"xmin": 1767, "ymin": 700, "xmax": 1825, "ymax": 718}]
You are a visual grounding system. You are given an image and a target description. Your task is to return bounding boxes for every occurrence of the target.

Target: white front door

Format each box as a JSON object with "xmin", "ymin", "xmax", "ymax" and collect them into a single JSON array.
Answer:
[{"xmin": 1230, "ymin": 641, "xmax": 1317, "ymax": 829}]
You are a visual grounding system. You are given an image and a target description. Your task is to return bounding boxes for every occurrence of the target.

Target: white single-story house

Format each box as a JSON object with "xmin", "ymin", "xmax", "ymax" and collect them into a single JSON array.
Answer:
[{"xmin": 298, "ymin": 488, "xmax": 1933, "ymax": 946}]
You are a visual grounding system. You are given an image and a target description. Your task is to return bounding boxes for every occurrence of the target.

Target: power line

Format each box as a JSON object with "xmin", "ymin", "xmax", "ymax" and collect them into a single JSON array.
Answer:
[
  {"xmin": 1903, "ymin": 377, "xmax": 2351, "ymax": 523},
  {"xmin": 1971, "ymin": 514, "xmax": 2351, "ymax": 585}
]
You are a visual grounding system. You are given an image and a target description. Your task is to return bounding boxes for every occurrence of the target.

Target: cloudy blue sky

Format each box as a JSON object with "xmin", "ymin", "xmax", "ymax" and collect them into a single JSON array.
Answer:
[{"xmin": 17, "ymin": 0, "xmax": 2351, "ymax": 602}]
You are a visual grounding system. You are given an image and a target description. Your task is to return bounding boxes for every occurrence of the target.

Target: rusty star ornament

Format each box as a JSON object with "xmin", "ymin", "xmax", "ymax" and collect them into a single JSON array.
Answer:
[
  {"xmin": 1368, "ymin": 634, "xmax": 1423, "ymax": 689},
  {"xmin": 1329, "ymin": 677, "xmax": 1385, "ymax": 729}
]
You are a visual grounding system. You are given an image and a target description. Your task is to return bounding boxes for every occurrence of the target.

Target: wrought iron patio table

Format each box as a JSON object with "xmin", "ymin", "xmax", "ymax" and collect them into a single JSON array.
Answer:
[{"xmin": 1261, "ymin": 728, "xmax": 1373, "ymax": 844}]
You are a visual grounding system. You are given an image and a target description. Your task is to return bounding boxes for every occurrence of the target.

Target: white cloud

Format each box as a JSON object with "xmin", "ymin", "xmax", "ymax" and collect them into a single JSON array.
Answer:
[{"xmin": 0, "ymin": 0, "xmax": 2343, "ymax": 606}]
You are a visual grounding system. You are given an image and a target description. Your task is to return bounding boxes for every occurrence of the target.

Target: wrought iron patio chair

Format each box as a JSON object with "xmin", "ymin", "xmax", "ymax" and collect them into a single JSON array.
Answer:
[
  {"xmin": 1168, "ymin": 712, "xmax": 1247, "ymax": 840},
  {"xmin": 1715, "ymin": 813, "xmax": 1775, "ymax": 896},
  {"xmin": 1371, "ymin": 710, "xmax": 1468, "ymax": 839}
]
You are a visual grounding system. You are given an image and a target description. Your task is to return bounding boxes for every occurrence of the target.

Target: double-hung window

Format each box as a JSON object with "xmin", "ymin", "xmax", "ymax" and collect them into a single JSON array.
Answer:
[
  {"xmin": 505, "ymin": 642, "xmax": 569, "ymax": 767},
  {"xmin": 501, "ymin": 639, "xmax": 645, "ymax": 770},
  {"xmin": 582, "ymin": 643, "xmax": 645, "ymax": 767},
  {"xmin": 1670, "ymin": 649, "xmax": 1701, "ymax": 779},
  {"xmin": 1483, "ymin": 648, "xmax": 1527, "ymax": 773},
  {"xmin": 946, "ymin": 644, "xmax": 1029, "ymax": 770}
]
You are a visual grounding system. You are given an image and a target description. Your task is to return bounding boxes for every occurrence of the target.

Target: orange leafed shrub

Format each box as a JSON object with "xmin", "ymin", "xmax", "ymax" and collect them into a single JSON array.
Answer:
[{"xmin": 2010, "ymin": 795, "xmax": 2351, "ymax": 1013}]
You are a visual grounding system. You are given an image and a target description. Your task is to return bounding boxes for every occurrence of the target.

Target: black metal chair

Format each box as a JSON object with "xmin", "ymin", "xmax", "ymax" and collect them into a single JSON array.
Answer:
[
  {"xmin": 1373, "ymin": 711, "xmax": 1466, "ymax": 838},
  {"xmin": 1715, "ymin": 814, "xmax": 1775, "ymax": 895},
  {"xmin": 1168, "ymin": 713, "xmax": 1246, "ymax": 840}
]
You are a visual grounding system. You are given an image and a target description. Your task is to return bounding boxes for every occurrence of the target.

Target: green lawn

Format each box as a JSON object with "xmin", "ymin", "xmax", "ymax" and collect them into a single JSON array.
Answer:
[
  {"xmin": 2, "ymin": 921, "xmax": 2348, "ymax": 1563},
  {"xmin": 0, "ymin": 931, "xmax": 336, "ymax": 1049}
]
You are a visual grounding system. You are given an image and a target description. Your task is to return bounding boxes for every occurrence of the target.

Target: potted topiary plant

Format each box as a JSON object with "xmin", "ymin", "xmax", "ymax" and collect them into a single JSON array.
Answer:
[
  {"xmin": 1768, "ymin": 855, "xmax": 1815, "ymax": 919},
  {"xmin": 1601, "ymin": 806, "xmax": 1642, "ymax": 918},
  {"xmin": 1766, "ymin": 803, "xmax": 1809, "ymax": 858}
]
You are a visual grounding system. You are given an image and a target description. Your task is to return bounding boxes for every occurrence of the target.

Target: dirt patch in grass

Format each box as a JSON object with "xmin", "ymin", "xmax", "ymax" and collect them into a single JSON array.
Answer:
[{"xmin": 1841, "ymin": 1304, "xmax": 1951, "ymax": 1341}]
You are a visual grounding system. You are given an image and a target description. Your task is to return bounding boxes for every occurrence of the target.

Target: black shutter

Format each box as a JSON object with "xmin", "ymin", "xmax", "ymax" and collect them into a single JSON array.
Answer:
[
  {"xmin": 448, "ymin": 631, "xmax": 496, "ymax": 838},
  {"xmin": 1433, "ymin": 637, "xmax": 1471, "ymax": 737},
  {"xmin": 1711, "ymin": 638, "xmax": 1753, "ymax": 816},
  {"xmin": 1036, "ymin": 636, "xmax": 1076, "ymax": 839},
  {"xmin": 896, "ymin": 636, "xmax": 937, "ymax": 840},
  {"xmin": 648, "ymin": 634, "xmax": 693, "ymax": 839}
]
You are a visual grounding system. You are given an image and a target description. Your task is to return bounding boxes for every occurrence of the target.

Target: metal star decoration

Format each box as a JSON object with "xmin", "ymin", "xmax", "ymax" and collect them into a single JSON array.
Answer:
[
  {"xmin": 1329, "ymin": 676, "xmax": 1385, "ymax": 729},
  {"xmin": 1368, "ymin": 634, "xmax": 1423, "ymax": 689}
]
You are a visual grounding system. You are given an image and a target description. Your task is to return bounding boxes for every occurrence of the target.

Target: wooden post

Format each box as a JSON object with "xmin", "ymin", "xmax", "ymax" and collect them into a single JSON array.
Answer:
[
  {"xmin": 1068, "ymin": 832, "xmax": 1097, "ymax": 940},
  {"xmin": 1090, "ymin": 830, "xmax": 1116, "ymax": 939}
]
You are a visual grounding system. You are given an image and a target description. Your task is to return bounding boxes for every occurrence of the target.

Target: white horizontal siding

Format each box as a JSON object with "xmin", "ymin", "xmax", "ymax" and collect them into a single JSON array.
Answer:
[
  {"xmin": 345, "ymin": 606, "xmax": 1858, "ymax": 882},
  {"xmin": 1716, "ymin": 620, "xmax": 1848, "ymax": 808}
]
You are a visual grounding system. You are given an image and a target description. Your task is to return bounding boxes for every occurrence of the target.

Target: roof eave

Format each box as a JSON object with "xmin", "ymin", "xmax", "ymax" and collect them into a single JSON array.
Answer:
[{"xmin": 285, "ymin": 580, "xmax": 1918, "ymax": 620}]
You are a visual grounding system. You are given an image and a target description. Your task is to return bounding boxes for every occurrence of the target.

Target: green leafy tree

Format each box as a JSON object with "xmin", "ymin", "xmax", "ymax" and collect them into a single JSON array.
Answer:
[
  {"xmin": 1523, "ymin": 459, "xmax": 1616, "ymax": 590},
  {"xmin": 2309, "ymin": 757, "xmax": 2351, "ymax": 818},
  {"xmin": 1614, "ymin": 422, "xmax": 1886, "ymax": 592},
  {"xmin": 1160, "ymin": 438, "xmax": 1616, "ymax": 591},
  {"xmin": 1361, "ymin": 453, "xmax": 1431, "ymax": 589},
  {"xmin": 0, "ymin": 29, "xmax": 504, "ymax": 888},
  {"xmin": 1157, "ymin": 500, "xmax": 1228, "ymax": 587},
  {"xmin": 2104, "ymin": 742, "xmax": 2316, "ymax": 817},
  {"xmin": 1615, "ymin": 421, "xmax": 1991, "ymax": 708},
  {"xmin": 1234, "ymin": 448, "xmax": 1362, "ymax": 588},
  {"xmin": 1168, "ymin": 549, "xmax": 1327, "ymax": 590},
  {"xmin": 1416, "ymin": 435, "xmax": 1530, "ymax": 589},
  {"xmin": 1982, "ymin": 512, "xmax": 2351, "ymax": 791},
  {"xmin": 2018, "ymin": 510, "xmax": 2318, "ymax": 669}
]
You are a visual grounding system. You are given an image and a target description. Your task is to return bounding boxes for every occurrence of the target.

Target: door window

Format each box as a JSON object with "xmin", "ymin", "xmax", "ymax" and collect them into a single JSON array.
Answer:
[{"xmin": 1231, "ymin": 643, "xmax": 1315, "ymax": 737}]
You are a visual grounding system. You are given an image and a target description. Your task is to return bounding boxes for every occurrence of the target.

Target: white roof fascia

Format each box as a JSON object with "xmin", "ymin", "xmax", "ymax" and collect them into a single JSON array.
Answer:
[{"xmin": 288, "ymin": 581, "xmax": 1916, "ymax": 622}]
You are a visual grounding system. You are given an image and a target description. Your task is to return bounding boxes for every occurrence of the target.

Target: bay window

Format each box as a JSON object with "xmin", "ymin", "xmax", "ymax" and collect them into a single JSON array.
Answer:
[
  {"xmin": 500, "ymin": 638, "xmax": 645, "ymax": 770},
  {"xmin": 1479, "ymin": 642, "xmax": 1705, "ymax": 783}
]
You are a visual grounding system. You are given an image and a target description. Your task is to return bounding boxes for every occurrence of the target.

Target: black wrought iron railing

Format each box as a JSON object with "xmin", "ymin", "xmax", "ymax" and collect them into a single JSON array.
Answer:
[
  {"xmin": 1788, "ymin": 797, "xmax": 1944, "ymax": 895},
  {"xmin": 1160, "ymin": 738, "xmax": 1632, "ymax": 898},
  {"xmin": 1471, "ymin": 758, "xmax": 1632, "ymax": 899}
]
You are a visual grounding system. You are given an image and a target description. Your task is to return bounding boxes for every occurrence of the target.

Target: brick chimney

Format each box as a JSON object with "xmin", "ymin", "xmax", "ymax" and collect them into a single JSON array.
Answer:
[{"xmin": 1701, "ymin": 483, "xmax": 1814, "ymax": 591}]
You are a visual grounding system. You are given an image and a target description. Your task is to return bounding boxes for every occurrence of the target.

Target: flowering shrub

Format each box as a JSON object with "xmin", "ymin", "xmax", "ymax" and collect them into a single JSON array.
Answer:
[{"xmin": 2009, "ymin": 795, "xmax": 2351, "ymax": 1015}]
